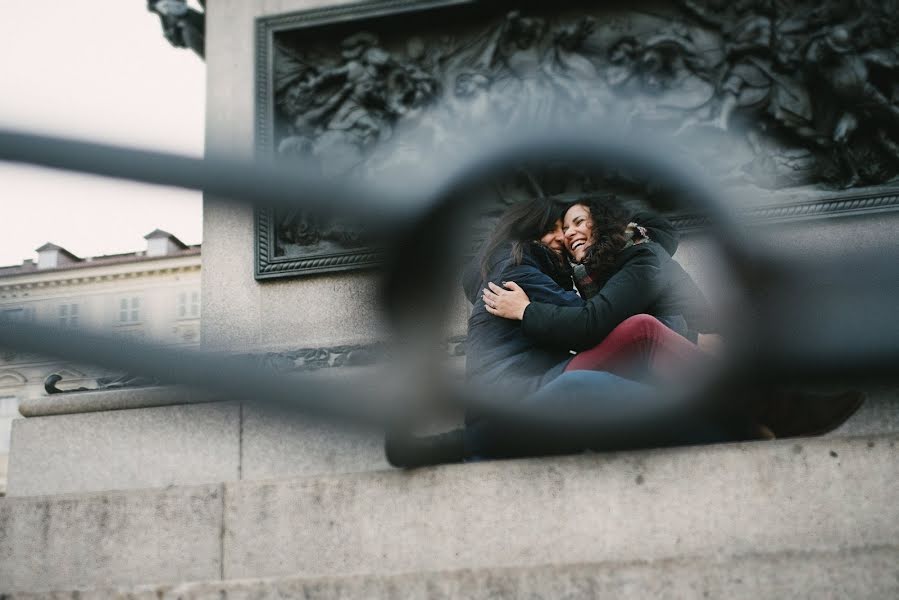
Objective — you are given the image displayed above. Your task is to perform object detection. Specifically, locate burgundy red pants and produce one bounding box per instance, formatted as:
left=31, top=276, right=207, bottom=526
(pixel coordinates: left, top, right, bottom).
left=564, top=314, right=709, bottom=383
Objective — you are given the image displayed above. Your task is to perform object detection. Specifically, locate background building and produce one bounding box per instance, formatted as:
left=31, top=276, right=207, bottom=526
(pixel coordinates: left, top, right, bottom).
left=0, top=230, right=201, bottom=493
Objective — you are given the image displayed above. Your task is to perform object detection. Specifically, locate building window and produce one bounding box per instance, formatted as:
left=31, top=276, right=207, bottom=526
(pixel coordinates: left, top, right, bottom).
left=58, top=303, right=79, bottom=328
left=1, top=307, right=34, bottom=322
left=178, top=291, right=200, bottom=319
left=119, top=297, right=141, bottom=323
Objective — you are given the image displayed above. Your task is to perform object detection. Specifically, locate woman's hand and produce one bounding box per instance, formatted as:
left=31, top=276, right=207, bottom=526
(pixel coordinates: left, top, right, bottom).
left=697, top=333, right=725, bottom=356
left=483, top=281, right=531, bottom=320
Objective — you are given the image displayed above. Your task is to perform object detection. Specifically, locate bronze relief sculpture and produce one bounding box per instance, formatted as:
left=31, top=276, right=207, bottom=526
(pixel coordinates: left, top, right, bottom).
left=256, top=0, right=899, bottom=279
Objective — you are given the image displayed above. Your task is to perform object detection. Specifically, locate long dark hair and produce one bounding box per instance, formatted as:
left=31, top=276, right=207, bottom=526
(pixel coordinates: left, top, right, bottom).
left=479, top=197, right=567, bottom=281
left=567, top=194, right=632, bottom=278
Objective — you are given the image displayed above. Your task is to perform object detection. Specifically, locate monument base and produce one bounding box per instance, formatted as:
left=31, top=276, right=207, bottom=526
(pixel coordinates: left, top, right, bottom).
left=2, top=434, right=897, bottom=594
left=6, top=382, right=392, bottom=498
left=6, top=379, right=898, bottom=497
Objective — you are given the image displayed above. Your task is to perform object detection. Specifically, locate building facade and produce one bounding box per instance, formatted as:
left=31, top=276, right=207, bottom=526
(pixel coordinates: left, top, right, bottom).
left=0, top=230, right=201, bottom=491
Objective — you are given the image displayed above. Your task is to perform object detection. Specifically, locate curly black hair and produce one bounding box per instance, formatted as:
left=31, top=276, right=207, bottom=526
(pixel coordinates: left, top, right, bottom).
left=566, top=194, right=633, bottom=279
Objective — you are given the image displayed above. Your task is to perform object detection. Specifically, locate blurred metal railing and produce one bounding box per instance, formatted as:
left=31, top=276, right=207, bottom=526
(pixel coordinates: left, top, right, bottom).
left=2, top=124, right=898, bottom=444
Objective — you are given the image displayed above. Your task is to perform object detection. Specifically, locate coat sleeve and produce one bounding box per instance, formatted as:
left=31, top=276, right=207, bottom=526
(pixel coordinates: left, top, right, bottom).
left=521, top=246, right=663, bottom=351
left=498, top=262, right=583, bottom=308
left=632, top=209, right=679, bottom=257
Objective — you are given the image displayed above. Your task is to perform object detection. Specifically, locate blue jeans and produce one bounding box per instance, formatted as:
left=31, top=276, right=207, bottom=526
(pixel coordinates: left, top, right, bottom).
left=464, top=371, right=731, bottom=460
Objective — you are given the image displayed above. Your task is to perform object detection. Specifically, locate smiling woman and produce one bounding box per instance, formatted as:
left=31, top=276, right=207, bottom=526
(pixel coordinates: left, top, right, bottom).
left=563, top=198, right=647, bottom=273
left=562, top=202, right=594, bottom=262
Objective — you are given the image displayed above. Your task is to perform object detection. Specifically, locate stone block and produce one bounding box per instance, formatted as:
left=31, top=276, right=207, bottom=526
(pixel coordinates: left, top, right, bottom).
left=831, top=386, right=899, bottom=437
left=0, top=451, right=7, bottom=496
left=8, top=546, right=896, bottom=599
left=6, top=402, right=240, bottom=497
left=1, top=435, right=896, bottom=593
left=222, top=434, right=899, bottom=581
left=0, top=484, right=223, bottom=593
left=240, top=404, right=389, bottom=481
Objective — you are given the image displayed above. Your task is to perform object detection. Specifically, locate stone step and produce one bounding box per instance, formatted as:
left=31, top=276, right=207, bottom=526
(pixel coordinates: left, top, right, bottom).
left=1, top=434, right=897, bottom=593
left=7, top=383, right=898, bottom=497
left=5, top=544, right=898, bottom=599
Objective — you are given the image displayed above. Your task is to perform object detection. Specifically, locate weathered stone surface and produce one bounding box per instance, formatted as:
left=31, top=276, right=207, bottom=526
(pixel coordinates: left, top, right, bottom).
left=223, top=434, right=899, bottom=580
left=6, top=546, right=899, bottom=599
left=18, top=386, right=216, bottom=418
left=6, top=402, right=240, bottom=497
left=6, top=354, right=892, bottom=497
left=831, top=386, right=899, bottom=437
left=0, top=484, right=223, bottom=593
left=240, top=405, right=388, bottom=481
left=0, top=451, right=7, bottom=496
left=1, top=435, right=896, bottom=593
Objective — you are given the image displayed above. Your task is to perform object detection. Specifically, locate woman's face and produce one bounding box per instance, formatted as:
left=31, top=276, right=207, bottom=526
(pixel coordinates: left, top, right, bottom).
left=563, top=204, right=594, bottom=262
left=539, top=219, right=566, bottom=256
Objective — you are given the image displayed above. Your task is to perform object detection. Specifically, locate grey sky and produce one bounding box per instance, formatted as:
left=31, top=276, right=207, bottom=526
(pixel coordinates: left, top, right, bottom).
left=0, top=1, right=205, bottom=267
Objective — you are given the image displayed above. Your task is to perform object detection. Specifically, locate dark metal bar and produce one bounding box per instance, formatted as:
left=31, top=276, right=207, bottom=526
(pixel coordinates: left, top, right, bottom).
left=0, top=129, right=414, bottom=231
left=2, top=124, right=898, bottom=441
left=0, top=320, right=403, bottom=429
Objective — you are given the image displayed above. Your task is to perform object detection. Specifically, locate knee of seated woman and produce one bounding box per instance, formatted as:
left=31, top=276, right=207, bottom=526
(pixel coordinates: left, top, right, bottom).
left=616, top=314, right=665, bottom=339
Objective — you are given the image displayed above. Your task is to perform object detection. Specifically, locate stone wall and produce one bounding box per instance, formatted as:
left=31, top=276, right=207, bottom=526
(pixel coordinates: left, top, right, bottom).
left=202, top=0, right=899, bottom=354
left=203, top=0, right=394, bottom=353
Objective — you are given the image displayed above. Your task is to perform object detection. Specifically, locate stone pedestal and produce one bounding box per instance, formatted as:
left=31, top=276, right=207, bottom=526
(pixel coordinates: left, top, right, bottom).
left=3, top=434, right=899, bottom=593
left=5, top=379, right=897, bottom=497
left=6, top=383, right=390, bottom=497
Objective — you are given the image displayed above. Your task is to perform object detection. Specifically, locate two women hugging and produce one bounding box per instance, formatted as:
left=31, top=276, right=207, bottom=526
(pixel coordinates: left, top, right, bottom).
left=386, top=195, right=864, bottom=467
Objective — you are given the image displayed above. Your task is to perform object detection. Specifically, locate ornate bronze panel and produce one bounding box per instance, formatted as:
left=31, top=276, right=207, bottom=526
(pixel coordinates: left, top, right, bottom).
left=255, top=0, right=899, bottom=279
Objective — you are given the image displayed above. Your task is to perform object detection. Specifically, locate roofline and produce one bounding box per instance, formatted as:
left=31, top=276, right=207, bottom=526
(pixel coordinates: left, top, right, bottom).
left=144, top=229, right=189, bottom=249
left=0, top=247, right=201, bottom=279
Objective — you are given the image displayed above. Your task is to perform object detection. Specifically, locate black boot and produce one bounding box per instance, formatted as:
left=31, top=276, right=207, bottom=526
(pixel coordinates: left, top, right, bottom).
left=758, top=389, right=866, bottom=438
left=385, top=429, right=466, bottom=468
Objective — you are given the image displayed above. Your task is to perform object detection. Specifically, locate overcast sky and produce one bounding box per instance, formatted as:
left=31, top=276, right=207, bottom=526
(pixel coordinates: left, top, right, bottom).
left=0, top=1, right=206, bottom=267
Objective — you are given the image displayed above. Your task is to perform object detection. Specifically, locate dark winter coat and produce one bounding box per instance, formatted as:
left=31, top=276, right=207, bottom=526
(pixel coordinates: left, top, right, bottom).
left=521, top=240, right=712, bottom=351
left=463, top=242, right=581, bottom=394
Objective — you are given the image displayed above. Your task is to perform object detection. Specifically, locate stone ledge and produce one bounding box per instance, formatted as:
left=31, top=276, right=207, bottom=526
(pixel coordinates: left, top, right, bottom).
left=0, top=483, right=224, bottom=593
left=17, top=356, right=466, bottom=417
left=7, top=402, right=242, bottom=497
left=223, top=433, right=899, bottom=581
left=2, top=434, right=897, bottom=593
left=6, top=545, right=898, bottom=599
left=18, top=386, right=217, bottom=417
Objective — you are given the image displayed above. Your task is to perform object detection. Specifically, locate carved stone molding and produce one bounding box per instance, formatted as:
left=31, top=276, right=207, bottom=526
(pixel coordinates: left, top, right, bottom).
left=671, top=188, right=899, bottom=232
left=0, top=263, right=201, bottom=293
left=239, top=335, right=466, bottom=373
